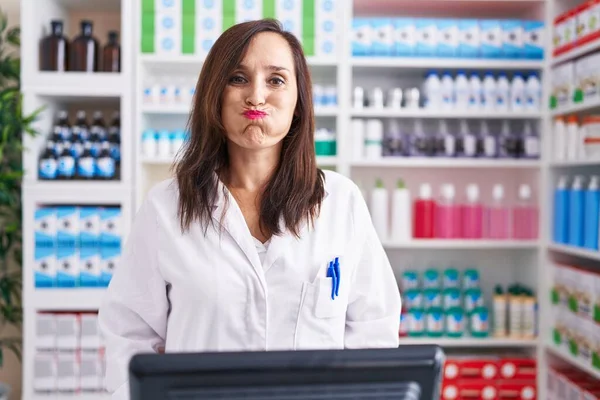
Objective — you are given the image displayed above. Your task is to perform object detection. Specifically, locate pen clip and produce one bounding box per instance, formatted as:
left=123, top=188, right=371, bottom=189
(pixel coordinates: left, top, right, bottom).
left=333, top=257, right=340, bottom=297
left=327, top=261, right=337, bottom=300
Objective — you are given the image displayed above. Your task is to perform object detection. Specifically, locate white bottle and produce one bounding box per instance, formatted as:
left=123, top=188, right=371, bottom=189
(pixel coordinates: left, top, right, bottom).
left=468, top=73, right=482, bottom=110
left=423, top=70, right=441, bottom=110
left=441, top=72, right=455, bottom=111
left=365, top=119, right=384, bottom=159
left=391, top=179, right=412, bottom=243
left=482, top=72, right=497, bottom=111
left=496, top=72, right=510, bottom=112
left=523, top=121, right=540, bottom=159
left=454, top=70, right=470, bottom=110
left=370, top=179, right=389, bottom=241
left=510, top=73, right=526, bottom=112
left=351, top=119, right=366, bottom=161
left=525, top=72, right=541, bottom=112
left=567, top=116, right=580, bottom=161
left=554, top=117, right=567, bottom=161
left=459, top=119, right=477, bottom=157
left=439, top=120, right=456, bottom=157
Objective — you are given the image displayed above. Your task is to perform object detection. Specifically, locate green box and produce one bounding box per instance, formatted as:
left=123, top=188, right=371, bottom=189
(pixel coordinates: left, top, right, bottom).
left=182, top=0, right=195, bottom=16
left=141, top=35, right=155, bottom=54
left=223, top=0, right=236, bottom=15
left=141, top=0, right=155, bottom=13
left=181, top=35, right=195, bottom=55
left=302, top=17, right=316, bottom=38
left=222, top=11, right=236, bottom=30
left=182, top=15, right=195, bottom=36
left=141, top=12, right=155, bottom=35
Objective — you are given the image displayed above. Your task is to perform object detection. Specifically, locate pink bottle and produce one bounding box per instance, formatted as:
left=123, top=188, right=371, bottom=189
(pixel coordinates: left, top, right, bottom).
left=462, top=184, right=483, bottom=239
left=436, top=184, right=461, bottom=239
left=485, top=184, right=511, bottom=239
left=512, top=184, right=539, bottom=240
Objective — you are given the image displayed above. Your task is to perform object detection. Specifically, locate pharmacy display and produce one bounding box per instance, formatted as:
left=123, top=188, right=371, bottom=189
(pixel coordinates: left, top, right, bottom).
left=441, top=357, right=537, bottom=400
left=369, top=180, right=538, bottom=242
left=39, top=20, right=121, bottom=72
left=553, top=175, right=600, bottom=251
left=352, top=18, right=544, bottom=59
left=547, top=365, right=600, bottom=400
left=34, top=206, right=122, bottom=288
left=354, top=119, right=540, bottom=160
left=33, top=312, right=106, bottom=394
left=553, top=115, right=600, bottom=163
left=553, top=1, right=600, bottom=57
left=550, top=263, right=600, bottom=373
left=39, top=111, right=121, bottom=181
left=141, top=0, right=339, bottom=58
left=399, top=268, right=537, bottom=340
left=551, top=51, right=600, bottom=111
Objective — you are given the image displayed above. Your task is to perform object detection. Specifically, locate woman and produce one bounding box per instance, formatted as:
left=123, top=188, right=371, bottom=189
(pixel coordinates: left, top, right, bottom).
left=98, top=19, right=401, bottom=399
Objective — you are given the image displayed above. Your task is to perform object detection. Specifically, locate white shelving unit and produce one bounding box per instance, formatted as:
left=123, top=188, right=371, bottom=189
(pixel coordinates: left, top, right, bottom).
left=350, top=108, right=542, bottom=119
left=545, top=344, right=600, bottom=380
left=400, top=337, right=538, bottom=348
left=351, top=57, right=545, bottom=70
left=383, top=240, right=540, bottom=250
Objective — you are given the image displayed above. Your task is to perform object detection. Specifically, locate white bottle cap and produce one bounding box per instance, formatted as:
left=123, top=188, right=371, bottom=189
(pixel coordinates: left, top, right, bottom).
left=442, top=184, right=455, bottom=200
left=558, top=176, right=569, bottom=189
left=439, top=120, right=449, bottom=136
left=518, top=184, right=532, bottom=200
left=492, top=184, right=504, bottom=200
left=466, top=184, right=479, bottom=202
left=480, top=120, right=489, bottom=135
left=573, top=175, right=585, bottom=190
left=459, top=120, right=469, bottom=136
left=420, top=183, right=432, bottom=199
left=590, top=176, right=600, bottom=190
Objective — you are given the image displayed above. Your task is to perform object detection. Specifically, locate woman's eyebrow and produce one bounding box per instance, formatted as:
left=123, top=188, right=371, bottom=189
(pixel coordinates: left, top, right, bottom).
left=237, top=63, right=290, bottom=72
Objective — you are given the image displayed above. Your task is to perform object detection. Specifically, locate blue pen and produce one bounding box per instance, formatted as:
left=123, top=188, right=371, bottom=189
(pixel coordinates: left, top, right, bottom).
left=333, top=257, right=340, bottom=296
left=327, top=261, right=337, bottom=300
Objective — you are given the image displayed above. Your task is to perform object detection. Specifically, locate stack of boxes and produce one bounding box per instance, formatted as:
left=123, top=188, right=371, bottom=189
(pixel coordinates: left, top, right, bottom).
left=34, top=312, right=105, bottom=394
left=141, top=0, right=339, bottom=58
left=34, top=206, right=122, bottom=288
left=553, top=0, right=600, bottom=57
left=550, top=51, right=600, bottom=111
left=352, top=18, right=544, bottom=59
left=440, top=357, right=537, bottom=400
left=550, top=263, right=600, bottom=372
left=547, top=365, right=600, bottom=399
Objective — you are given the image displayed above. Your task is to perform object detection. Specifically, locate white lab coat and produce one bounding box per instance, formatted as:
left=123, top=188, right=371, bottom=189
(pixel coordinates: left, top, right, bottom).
left=98, top=170, right=401, bottom=400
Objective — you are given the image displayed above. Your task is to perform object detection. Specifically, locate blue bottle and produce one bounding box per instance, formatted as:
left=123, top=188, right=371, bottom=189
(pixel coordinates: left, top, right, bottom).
left=568, top=176, right=585, bottom=247
left=553, top=176, right=569, bottom=244
left=584, top=176, right=600, bottom=250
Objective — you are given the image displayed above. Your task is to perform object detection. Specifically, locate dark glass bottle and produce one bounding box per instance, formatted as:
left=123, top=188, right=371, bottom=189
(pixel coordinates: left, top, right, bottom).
left=39, top=20, right=69, bottom=72
left=69, top=20, right=99, bottom=72
left=96, top=141, right=116, bottom=180
left=57, top=142, right=76, bottom=180
left=102, top=31, right=121, bottom=73
left=89, top=111, right=106, bottom=158
left=39, top=141, right=58, bottom=180
left=77, top=141, right=96, bottom=180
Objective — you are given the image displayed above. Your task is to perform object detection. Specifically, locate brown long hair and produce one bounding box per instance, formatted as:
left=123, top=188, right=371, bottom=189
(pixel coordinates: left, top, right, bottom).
left=174, top=19, right=325, bottom=238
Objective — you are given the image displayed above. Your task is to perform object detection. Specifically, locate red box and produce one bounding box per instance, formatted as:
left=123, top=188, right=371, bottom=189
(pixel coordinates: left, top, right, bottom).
left=556, top=370, right=591, bottom=400
left=457, top=359, right=499, bottom=381
left=583, top=389, right=600, bottom=400
left=444, top=359, right=461, bottom=381
left=459, top=380, right=498, bottom=400
left=498, top=358, right=536, bottom=380
left=441, top=382, right=460, bottom=400
left=498, top=381, right=536, bottom=400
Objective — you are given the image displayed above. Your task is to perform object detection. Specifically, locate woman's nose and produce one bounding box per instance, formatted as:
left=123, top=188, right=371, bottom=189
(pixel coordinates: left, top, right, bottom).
left=245, top=81, right=266, bottom=106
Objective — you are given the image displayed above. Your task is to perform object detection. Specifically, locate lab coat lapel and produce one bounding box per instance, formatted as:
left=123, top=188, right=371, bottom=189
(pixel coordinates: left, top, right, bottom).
left=212, top=183, right=267, bottom=293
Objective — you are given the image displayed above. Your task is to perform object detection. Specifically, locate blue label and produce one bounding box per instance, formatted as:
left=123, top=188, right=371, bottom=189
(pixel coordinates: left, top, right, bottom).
left=110, top=144, right=121, bottom=162
left=57, top=156, right=75, bottom=177
left=39, top=159, right=57, bottom=179
left=77, top=157, right=96, bottom=178
left=96, top=157, right=115, bottom=178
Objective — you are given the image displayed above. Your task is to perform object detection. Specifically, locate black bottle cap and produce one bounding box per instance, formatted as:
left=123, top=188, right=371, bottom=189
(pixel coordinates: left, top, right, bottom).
left=51, top=20, right=64, bottom=35
left=81, top=20, right=94, bottom=35
left=108, top=31, right=119, bottom=42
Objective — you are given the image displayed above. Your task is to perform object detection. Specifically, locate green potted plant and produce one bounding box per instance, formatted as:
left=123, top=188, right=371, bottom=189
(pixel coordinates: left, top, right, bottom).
left=0, top=7, right=41, bottom=399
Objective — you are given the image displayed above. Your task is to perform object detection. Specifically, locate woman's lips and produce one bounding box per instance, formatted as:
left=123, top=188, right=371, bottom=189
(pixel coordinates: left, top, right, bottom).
left=243, top=110, right=268, bottom=120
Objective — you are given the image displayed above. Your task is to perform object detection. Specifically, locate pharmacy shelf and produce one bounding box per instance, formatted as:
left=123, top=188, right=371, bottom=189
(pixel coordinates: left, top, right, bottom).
left=399, top=337, right=538, bottom=348
left=31, top=394, right=110, bottom=400
left=552, top=37, right=600, bottom=66
left=548, top=243, right=600, bottom=262
left=550, top=159, right=600, bottom=167
left=27, top=289, right=107, bottom=311
left=141, top=156, right=339, bottom=167
left=351, top=108, right=542, bottom=119
left=140, top=54, right=337, bottom=67
left=351, top=57, right=544, bottom=70
left=23, top=182, right=129, bottom=204
left=546, top=344, right=600, bottom=379
left=351, top=158, right=541, bottom=169
left=383, top=240, right=540, bottom=250
left=141, top=104, right=339, bottom=117
left=550, top=98, right=600, bottom=117
left=23, top=72, right=124, bottom=98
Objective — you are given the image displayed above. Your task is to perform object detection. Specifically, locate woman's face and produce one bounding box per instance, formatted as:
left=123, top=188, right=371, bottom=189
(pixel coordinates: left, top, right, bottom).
left=221, top=32, right=298, bottom=152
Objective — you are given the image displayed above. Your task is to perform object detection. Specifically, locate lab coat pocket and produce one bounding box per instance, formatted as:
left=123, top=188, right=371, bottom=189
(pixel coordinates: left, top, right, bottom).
left=294, top=277, right=348, bottom=350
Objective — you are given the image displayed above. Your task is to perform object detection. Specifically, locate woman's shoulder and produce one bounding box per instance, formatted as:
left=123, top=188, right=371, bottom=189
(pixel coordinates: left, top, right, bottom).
left=321, top=170, right=362, bottom=200
left=143, top=178, right=180, bottom=210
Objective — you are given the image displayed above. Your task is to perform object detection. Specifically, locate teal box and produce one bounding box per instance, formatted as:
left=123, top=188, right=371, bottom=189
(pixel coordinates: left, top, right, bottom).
left=100, top=245, right=121, bottom=287
left=56, top=246, right=78, bottom=288
left=35, top=246, right=56, bottom=288
left=80, top=246, right=101, bottom=287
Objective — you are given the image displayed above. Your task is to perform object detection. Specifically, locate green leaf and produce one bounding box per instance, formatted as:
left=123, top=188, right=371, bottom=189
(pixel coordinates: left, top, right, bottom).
left=6, top=27, right=20, bottom=47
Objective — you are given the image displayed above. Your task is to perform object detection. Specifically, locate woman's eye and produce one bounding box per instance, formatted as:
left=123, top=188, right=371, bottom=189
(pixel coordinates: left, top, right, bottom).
left=229, top=75, right=246, bottom=84
left=270, top=77, right=285, bottom=86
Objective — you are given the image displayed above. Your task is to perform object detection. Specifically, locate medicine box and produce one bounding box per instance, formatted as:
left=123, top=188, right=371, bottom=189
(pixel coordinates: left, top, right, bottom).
left=352, top=18, right=372, bottom=56
left=523, top=20, right=544, bottom=59
left=100, top=207, right=122, bottom=246
left=79, top=207, right=100, bottom=246
left=236, top=0, right=262, bottom=23
left=415, top=19, right=437, bottom=57
left=277, top=0, right=302, bottom=42
left=155, top=0, right=181, bottom=14
left=56, top=206, right=78, bottom=247
left=315, top=0, right=337, bottom=58
left=501, top=20, right=523, bottom=59
left=80, top=313, right=102, bottom=351
left=80, top=352, right=104, bottom=392
left=394, top=18, right=415, bottom=56
left=35, top=313, right=57, bottom=351
left=35, top=207, right=56, bottom=246
left=100, top=246, right=121, bottom=287
left=371, top=18, right=394, bottom=56
left=79, top=247, right=101, bottom=288
left=56, top=246, right=78, bottom=288
left=33, top=353, right=57, bottom=393
left=436, top=19, right=459, bottom=57
left=56, top=352, right=79, bottom=392
left=195, top=0, right=223, bottom=58
left=458, top=19, right=480, bottom=58
left=480, top=20, right=502, bottom=58
left=56, top=314, right=81, bottom=352
left=155, top=12, right=181, bottom=55
left=35, top=246, right=56, bottom=288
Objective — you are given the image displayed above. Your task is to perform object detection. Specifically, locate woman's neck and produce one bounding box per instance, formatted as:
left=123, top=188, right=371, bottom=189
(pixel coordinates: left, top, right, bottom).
left=224, top=142, right=281, bottom=191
